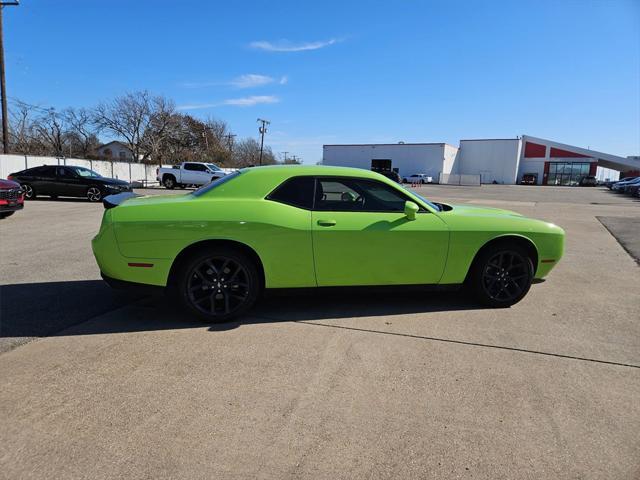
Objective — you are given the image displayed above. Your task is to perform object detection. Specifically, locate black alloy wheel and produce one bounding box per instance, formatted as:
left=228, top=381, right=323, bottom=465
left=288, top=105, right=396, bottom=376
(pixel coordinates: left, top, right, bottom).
left=87, top=186, right=102, bottom=202
left=22, top=184, right=35, bottom=199
left=469, top=244, right=533, bottom=307
left=177, top=247, right=261, bottom=322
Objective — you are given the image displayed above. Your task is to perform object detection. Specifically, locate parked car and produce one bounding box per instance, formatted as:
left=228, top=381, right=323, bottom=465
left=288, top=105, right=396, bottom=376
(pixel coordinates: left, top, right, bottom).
left=402, top=173, right=433, bottom=184
left=520, top=174, right=537, bottom=185
left=0, top=178, right=24, bottom=218
left=8, top=165, right=132, bottom=202
left=612, top=177, right=640, bottom=192
left=93, top=165, right=565, bottom=322
left=608, top=176, right=636, bottom=190
left=157, top=162, right=226, bottom=189
left=579, top=175, right=597, bottom=187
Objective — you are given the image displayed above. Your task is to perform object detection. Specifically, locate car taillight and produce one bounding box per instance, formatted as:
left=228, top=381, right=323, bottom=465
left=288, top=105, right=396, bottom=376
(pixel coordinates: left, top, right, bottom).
left=156, top=168, right=159, bottom=175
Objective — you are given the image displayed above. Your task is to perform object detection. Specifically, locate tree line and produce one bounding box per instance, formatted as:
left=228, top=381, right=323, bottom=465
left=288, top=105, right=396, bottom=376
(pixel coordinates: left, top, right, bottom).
left=5, top=91, right=295, bottom=167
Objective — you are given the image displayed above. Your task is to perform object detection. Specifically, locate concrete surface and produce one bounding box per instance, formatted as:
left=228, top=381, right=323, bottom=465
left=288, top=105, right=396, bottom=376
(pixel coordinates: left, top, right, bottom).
left=1, top=186, right=639, bottom=479
left=597, top=216, right=640, bottom=264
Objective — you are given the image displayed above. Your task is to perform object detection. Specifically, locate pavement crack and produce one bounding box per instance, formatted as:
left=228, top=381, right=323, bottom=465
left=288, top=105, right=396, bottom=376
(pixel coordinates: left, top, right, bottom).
left=292, top=320, right=640, bottom=370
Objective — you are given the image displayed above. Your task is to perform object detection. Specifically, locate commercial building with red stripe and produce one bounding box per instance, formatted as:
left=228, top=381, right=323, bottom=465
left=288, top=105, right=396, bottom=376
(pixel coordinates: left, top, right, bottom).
left=323, top=135, right=639, bottom=185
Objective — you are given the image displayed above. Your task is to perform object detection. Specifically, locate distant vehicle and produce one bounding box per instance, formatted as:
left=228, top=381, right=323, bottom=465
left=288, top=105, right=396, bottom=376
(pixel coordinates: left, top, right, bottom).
left=378, top=170, right=401, bottom=183
left=0, top=178, right=24, bottom=218
left=520, top=174, right=537, bottom=185
left=579, top=175, right=597, bottom=187
left=402, top=173, right=433, bottom=184
left=612, top=177, right=640, bottom=192
left=607, top=177, right=635, bottom=190
left=157, top=162, right=226, bottom=189
left=8, top=165, right=131, bottom=202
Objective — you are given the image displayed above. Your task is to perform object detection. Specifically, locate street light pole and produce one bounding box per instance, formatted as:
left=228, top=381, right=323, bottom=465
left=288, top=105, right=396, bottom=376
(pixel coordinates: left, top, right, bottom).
left=0, top=2, right=19, bottom=154
left=257, top=118, right=270, bottom=166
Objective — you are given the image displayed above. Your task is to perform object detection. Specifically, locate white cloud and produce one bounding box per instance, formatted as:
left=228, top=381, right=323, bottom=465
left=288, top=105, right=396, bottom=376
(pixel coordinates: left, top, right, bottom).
left=223, top=95, right=279, bottom=106
left=229, top=74, right=274, bottom=89
left=249, top=38, right=340, bottom=52
left=177, top=95, right=280, bottom=110
left=182, top=74, right=288, bottom=89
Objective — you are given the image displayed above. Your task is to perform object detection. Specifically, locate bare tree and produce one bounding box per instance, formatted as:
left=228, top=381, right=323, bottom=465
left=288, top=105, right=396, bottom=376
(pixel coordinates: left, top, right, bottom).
left=8, top=101, right=40, bottom=154
left=63, top=107, right=100, bottom=158
left=233, top=138, right=276, bottom=167
left=93, top=91, right=176, bottom=163
left=34, top=108, right=68, bottom=157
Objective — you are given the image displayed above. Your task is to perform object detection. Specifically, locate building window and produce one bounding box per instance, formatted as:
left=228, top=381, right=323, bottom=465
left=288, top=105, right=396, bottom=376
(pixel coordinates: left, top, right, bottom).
left=546, top=162, right=592, bottom=186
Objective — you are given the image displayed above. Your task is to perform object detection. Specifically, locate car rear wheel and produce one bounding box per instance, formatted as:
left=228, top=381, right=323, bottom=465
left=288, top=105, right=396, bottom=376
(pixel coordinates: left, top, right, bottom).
left=176, top=247, right=261, bottom=322
left=22, top=184, right=35, bottom=200
left=0, top=212, right=14, bottom=219
left=87, top=186, right=102, bottom=202
left=468, top=244, right=533, bottom=307
left=163, top=176, right=176, bottom=189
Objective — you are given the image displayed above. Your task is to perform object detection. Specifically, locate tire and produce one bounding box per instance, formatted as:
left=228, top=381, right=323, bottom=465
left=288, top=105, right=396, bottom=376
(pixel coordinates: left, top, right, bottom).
left=163, top=175, right=176, bottom=189
left=0, top=211, right=14, bottom=219
left=86, top=186, right=102, bottom=202
left=22, top=184, right=35, bottom=200
left=175, top=247, right=262, bottom=322
left=467, top=243, right=534, bottom=308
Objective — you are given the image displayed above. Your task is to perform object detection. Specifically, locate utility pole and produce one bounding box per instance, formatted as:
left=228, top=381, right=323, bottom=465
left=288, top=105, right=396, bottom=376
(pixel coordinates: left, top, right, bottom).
left=281, top=151, right=288, bottom=163
left=224, top=133, right=236, bottom=157
left=257, top=118, right=270, bottom=165
left=0, top=1, right=18, bottom=154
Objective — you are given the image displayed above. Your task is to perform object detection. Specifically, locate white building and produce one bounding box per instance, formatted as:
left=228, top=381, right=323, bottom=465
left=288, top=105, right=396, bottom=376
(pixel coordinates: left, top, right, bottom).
left=323, top=135, right=639, bottom=185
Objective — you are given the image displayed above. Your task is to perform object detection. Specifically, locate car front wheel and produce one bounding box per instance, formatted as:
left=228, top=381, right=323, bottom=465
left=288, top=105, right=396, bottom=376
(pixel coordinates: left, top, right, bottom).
left=176, top=247, right=262, bottom=322
left=468, top=244, right=534, bottom=307
left=87, top=186, right=102, bottom=202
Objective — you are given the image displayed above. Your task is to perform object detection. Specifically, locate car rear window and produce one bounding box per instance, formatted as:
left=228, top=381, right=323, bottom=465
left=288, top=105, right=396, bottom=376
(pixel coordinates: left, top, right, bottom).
left=192, top=171, right=242, bottom=197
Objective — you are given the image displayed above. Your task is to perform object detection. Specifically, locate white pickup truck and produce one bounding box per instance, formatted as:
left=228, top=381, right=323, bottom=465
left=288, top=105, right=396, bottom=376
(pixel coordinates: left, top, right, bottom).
left=156, top=162, right=227, bottom=189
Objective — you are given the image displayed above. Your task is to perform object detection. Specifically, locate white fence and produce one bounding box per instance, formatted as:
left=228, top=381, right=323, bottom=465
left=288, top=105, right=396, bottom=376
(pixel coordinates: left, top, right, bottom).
left=0, top=154, right=237, bottom=186
left=438, top=173, right=482, bottom=186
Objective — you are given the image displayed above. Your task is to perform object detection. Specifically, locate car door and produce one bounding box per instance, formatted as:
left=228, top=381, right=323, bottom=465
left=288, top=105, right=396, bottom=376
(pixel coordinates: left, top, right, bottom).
left=31, top=166, right=57, bottom=195
left=54, top=167, right=86, bottom=197
left=311, top=177, right=449, bottom=287
left=183, top=163, right=208, bottom=184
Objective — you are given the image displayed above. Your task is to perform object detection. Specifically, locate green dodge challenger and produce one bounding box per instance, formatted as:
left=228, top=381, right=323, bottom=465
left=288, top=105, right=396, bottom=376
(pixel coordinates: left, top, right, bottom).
left=92, top=165, right=564, bottom=321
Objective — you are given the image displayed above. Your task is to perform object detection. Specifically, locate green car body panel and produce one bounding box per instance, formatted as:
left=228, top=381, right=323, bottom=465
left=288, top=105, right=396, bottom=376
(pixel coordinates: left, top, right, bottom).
left=92, top=165, right=564, bottom=289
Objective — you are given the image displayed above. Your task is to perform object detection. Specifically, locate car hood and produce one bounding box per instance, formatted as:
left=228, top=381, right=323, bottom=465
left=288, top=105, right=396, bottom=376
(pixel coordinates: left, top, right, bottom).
left=0, top=178, right=20, bottom=189
left=95, top=177, right=130, bottom=186
left=446, top=204, right=523, bottom=217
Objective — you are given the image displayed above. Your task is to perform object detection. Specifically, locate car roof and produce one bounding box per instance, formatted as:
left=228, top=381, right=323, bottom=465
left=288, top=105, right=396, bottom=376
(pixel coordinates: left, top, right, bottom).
left=240, top=164, right=385, bottom=179
left=201, top=164, right=403, bottom=200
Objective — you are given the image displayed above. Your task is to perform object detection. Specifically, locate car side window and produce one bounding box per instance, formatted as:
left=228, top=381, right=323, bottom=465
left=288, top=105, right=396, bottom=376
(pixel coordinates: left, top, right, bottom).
left=267, top=176, right=314, bottom=210
left=314, top=178, right=416, bottom=213
left=39, top=166, right=57, bottom=178
left=185, top=163, right=206, bottom=172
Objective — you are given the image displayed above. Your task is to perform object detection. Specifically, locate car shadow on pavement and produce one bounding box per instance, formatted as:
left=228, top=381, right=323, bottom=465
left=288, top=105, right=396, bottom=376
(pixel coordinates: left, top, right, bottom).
left=0, top=280, right=482, bottom=339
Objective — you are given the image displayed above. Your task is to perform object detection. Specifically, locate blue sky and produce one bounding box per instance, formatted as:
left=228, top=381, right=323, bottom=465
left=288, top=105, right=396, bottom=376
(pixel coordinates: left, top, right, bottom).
left=4, top=0, right=639, bottom=163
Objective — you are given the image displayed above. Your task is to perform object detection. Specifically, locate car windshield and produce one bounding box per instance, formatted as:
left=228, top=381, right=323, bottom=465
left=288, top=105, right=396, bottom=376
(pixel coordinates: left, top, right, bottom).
left=69, top=166, right=102, bottom=178
left=409, top=191, right=441, bottom=212
left=206, top=163, right=221, bottom=171
left=192, top=171, right=241, bottom=197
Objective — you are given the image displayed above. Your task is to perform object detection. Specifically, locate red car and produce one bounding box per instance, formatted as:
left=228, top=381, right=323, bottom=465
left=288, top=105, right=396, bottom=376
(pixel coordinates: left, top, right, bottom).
left=0, top=178, right=24, bottom=219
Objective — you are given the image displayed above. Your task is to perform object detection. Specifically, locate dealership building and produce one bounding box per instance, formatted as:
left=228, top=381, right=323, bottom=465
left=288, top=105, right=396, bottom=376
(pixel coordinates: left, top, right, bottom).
left=323, top=135, right=639, bottom=185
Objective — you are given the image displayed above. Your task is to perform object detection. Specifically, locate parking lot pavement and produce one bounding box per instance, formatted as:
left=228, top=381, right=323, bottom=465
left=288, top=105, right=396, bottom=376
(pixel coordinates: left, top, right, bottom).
left=1, top=186, right=639, bottom=479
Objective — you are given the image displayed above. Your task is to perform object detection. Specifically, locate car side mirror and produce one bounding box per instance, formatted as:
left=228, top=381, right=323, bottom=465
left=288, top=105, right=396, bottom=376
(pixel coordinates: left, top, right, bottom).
left=404, top=201, right=419, bottom=220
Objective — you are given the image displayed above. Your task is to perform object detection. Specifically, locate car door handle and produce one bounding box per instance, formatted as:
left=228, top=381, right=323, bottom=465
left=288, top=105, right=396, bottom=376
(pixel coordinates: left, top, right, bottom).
left=317, top=219, right=336, bottom=227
